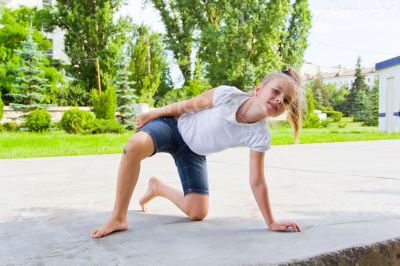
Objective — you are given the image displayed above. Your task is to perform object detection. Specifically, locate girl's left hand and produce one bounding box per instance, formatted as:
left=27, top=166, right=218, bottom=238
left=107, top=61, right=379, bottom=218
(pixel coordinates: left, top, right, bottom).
left=269, top=221, right=301, bottom=232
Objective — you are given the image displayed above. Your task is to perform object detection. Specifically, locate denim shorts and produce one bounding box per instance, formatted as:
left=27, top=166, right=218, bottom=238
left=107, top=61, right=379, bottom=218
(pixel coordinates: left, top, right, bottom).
left=137, top=116, right=209, bottom=196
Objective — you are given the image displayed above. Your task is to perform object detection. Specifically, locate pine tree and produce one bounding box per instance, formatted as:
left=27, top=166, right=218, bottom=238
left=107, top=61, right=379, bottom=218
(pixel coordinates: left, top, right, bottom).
left=9, top=25, right=51, bottom=111
left=363, top=79, right=379, bottom=126
left=114, top=59, right=137, bottom=129
left=344, top=56, right=369, bottom=117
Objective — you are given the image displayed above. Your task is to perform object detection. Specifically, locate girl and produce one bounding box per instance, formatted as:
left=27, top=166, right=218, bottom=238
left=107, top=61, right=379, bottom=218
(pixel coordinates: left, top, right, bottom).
left=90, top=68, right=303, bottom=238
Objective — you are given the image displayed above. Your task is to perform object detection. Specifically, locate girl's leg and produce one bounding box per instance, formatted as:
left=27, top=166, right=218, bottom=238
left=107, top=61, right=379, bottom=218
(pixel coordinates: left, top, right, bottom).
left=139, top=177, right=209, bottom=221
left=90, top=132, right=155, bottom=238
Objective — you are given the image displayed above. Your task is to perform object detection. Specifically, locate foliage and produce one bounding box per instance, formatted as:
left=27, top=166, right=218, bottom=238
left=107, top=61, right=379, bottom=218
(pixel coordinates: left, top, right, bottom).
left=60, top=108, right=94, bottom=134
left=303, top=112, right=320, bottom=128
left=25, top=109, right=51, bottom=132
left=327, top=110, right=343, bottom=122
left=8, top=26, right=52, bottom=111
left=330, top=85, right=348, bottom=113
left=2, top=122, right=18, bottom=132
left=55, top=0, right=133, bottom=93
left=320, top=119, right=330, bottom=128
left=304, top=85, right=314, bottom=117
left=149, top=0, right=312, bottom=88
left=129, top=25, right=167, bottom=106
left=364, top=79, right=379, bottom=126
left=83, top=118, right=126, bottom=134
left=338, top=122, right=348, bottom=128
left=114, top=60, right=136, bottom=128
left=0, top=92, right=3, bottom=120
left=57, top=84, right=91, bottom=106
left=147, top=0, right=197, bottom=81
left=91, top=87, right=117, bottom=120
left=153, top=67, right=174, bottom=106
left=279, top=0, right=312, bottom=69
left=0, top=6, right=61, bottom=105
left=156, top=79, right=210, bottom=107
left=344, top=56, right=369, bottom=117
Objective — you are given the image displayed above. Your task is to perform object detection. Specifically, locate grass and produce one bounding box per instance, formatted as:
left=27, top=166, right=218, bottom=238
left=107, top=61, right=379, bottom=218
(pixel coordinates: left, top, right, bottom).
left=0, top=131, right=132, bottom=159
left=1, top=118, right=399, bottom=159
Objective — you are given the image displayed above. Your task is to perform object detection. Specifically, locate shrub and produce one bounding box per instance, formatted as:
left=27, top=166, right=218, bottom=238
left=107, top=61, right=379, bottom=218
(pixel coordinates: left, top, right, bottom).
left=58, top=84, right=91, bottom=106
left=320, top=120, right=330, bottom=128
left=26, top=109, right=52, bottom=132
left=0, top=92, right=4, bottom=120
left=0, top=124, right=3, bottom=132
left=326, top=110, right=343, bottom=122
left=91, top=87, right=117, bottom=120
left=303, top=113, right=321, bottom=128
left=3, top=122, right=18, bottom=132
left=338, top=122, right=348, bottom=128
left=60, top=108, right=94, bottom=134
left=83, top=119, right=126, bottom=134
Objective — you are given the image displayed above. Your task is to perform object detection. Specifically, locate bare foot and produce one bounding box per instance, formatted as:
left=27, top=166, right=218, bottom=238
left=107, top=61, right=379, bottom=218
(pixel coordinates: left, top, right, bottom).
left=90, top=218, right=128, bottom=239
left=139, top=176, right=162, bottom=212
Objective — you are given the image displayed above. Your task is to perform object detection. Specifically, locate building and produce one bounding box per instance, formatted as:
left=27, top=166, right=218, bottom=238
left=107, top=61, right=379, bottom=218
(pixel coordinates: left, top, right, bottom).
left=375, top=56, right=400, bottom=132
left=302, top=62, right=378, bottom=90
left=1, top=0, right=69, bottom=63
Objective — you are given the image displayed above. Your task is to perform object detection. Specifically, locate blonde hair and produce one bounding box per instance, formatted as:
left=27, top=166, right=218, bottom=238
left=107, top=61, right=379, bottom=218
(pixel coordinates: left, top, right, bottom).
left=257, top=68, right=305, bottom=144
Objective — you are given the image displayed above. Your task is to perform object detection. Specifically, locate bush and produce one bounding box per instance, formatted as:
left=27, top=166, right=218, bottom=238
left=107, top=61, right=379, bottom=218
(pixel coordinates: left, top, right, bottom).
left=326, top=110, right=343, bottom=122
left=0, top=92, right=4, bottom=120
left=91, top=87, right=117, bottom=119
left=2, top=122, right=18, bottom=132
left=0, top=124, right=3, bottom=132
left=83, top=119, right=126, bottom=134
left=26, top=109, right=52, bottom=132
left=320, top=120, right=330, bottom=128
left=60, top=108, right=94, bottom=134
left=57, top=84, right=91, bottom=106
left=303, top=113, right=321, bottom=128
left=338, top=122, right=348, bottom=128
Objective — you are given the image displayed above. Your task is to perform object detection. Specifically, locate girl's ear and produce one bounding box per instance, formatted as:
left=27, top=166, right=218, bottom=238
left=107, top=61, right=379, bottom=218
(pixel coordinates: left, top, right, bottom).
left=254, top=86, right=261, bottom=96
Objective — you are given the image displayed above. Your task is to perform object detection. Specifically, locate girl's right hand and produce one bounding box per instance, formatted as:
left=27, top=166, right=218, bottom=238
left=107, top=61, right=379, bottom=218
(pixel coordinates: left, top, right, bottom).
left=135, top=111, right=157, bottom=130
left=269, top=221, right=301, bottom=232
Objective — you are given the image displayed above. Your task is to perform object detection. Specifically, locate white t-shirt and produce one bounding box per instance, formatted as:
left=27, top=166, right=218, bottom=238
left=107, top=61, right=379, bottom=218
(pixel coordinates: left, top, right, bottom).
left=177, top=85, right=271, bottom=156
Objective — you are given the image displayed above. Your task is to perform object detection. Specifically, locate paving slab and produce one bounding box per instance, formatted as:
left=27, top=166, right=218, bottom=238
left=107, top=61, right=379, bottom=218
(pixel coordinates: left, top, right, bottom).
left=1, top=140, right=400, bottom=265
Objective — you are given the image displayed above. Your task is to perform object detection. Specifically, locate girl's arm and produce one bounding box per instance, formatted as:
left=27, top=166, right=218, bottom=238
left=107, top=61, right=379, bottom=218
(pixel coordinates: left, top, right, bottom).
left=135, top=88, right=215, bottom=129
left=249, top=150, right=301, bottom=232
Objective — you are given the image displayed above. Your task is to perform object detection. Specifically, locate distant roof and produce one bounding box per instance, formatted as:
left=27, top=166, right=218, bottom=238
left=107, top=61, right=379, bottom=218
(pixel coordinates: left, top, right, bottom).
left=375, top=56, right=400, bottom=71
left=305, top=66, right=376, bottom=81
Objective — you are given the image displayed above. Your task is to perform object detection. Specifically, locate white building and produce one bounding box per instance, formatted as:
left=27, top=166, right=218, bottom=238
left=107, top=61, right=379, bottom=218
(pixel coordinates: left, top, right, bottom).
left=302, top=62, right=378, bottom=90
left=375, top=56, right=400, bottom=132
left=1, top=0, right=69, bottom=63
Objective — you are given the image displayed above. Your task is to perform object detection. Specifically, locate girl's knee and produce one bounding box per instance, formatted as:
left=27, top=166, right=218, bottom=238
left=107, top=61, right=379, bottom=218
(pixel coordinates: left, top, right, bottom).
left=185, top=194, right=209, bottom=221
left=125, top=132, right=155, bottom=159
left=188, top=209, right=208, bottom=221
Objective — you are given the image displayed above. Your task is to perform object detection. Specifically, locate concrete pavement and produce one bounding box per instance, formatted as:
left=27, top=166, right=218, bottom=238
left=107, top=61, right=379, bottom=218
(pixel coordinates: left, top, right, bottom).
left=1, top=140, right=400, bottom=265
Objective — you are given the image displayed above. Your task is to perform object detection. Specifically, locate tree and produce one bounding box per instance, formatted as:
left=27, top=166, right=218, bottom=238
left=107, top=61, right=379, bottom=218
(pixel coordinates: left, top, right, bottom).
left=0, top=6, right=54, bottom=105
left=331, top=85, right=348, bottom=113
left=198, top=0, right=293, bottom=89
left=149, top=0, right=312, bottom=88
left=113, top=59, right=136, bottom=128
left=280, top=0, right=312, bottom=69
left=344, top=56, right=369, bottom=117
left=128, top=26, right=167, bottom=106
left=147, top=0, right=198, bottom=82
left=363, top=79, right=379, bottom=126
left=304, top=84, right=315, bottom=117
left=153, top=66, right=174, bottom=106
left=55, top=0, right=133, bottom=93
left=8, top=26, right=51, bottom=111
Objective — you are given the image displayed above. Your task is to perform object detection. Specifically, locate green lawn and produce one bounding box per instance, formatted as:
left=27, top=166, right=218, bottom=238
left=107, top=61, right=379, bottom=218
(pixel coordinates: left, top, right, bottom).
left=1, top=118, right=399, bottom=159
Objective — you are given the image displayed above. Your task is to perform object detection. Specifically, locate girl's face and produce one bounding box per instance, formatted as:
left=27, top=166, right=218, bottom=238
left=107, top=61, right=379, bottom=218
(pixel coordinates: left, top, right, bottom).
left=254, top=76, right=297, bottom=117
